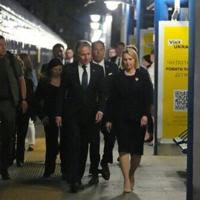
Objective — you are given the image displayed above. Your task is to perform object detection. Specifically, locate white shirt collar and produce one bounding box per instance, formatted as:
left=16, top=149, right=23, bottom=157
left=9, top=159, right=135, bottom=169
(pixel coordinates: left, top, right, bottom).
left=66, top=58, right=74, bottom=63
left=93, top=59, right=105, bottom=67
left=78, top=63, right=90, bottom=68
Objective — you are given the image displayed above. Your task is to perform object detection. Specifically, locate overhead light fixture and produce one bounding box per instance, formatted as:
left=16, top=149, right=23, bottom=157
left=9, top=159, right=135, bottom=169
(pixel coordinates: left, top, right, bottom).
left=90, top=14, right=101, bottom=22
left=91, top=29, right=102, bottom=42
left=85, top=0, right=134, bottom=14
left=104, top=0, right=134, bottom=11
left=104, top=1, right=120, bottom=11
left=90, top=22, right=100, bottom=30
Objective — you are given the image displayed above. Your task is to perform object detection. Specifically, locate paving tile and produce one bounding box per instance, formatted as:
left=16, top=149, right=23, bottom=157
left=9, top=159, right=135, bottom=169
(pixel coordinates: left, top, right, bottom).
left=0, top=138, right=187, bottom=200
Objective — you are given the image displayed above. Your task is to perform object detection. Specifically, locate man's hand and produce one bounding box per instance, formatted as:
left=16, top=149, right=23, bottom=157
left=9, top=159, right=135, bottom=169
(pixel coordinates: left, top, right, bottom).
left=55, top=116, right=62, bottom=127
left=95, top=111, right=103, bottom=123
left=21, top=100, right=28, bottom=114
left=140, top=116, right=148, bottom=127
left=106, top=122, right=112, bottom=132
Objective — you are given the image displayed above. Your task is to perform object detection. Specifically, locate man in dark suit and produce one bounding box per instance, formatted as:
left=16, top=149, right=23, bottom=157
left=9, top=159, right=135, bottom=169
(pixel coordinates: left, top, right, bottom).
left=56, top=40, right=105, bottom=193
left=91, top=40, right=119, bottom=181
left=64, top=48, right=74, bottom=64
left=115, top=42, right=125, bottom=69
left=40, top=43, right=65, bottom=76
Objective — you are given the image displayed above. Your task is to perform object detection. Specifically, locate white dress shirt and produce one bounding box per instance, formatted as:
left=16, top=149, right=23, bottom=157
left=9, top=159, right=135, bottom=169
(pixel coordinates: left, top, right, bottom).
left=147, top=63, right=155, bottom=88
left=65, top=57, right=74, bottom=64
left=115, top=56, right=122, bottom=69
left=78, top=63, right=91, bottom=85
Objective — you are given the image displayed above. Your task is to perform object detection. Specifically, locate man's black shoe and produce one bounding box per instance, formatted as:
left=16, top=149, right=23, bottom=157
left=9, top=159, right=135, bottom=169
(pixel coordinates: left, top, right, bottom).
left=70, top=182, right=80, bottom=193
left=88, top=175, right=99, bottom=185
left=61, top=174, right=67, bottom=180
left=16, top=161, right=24, bottom=167
left=43, top=172, right=52, bottom=178
left=101, top=164, right=110, bottom=180
left=1, top=171, right=10, bottom=180
left=77, top=181, right=84, bottom=190
left=27, top=146, right=34, bottom=151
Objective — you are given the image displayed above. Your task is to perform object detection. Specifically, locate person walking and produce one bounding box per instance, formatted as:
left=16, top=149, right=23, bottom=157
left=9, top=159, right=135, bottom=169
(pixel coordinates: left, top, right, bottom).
left=40, top=43, right=65, bottom=77
left=35, top=58, right=63, bottom=178
left=91, top=40, right=119, bottom=181
left=0, top=35, right=27, bottom=180
left=106, top=47, right=153, bottom=193
left=56, top=40, right=105, bottom=193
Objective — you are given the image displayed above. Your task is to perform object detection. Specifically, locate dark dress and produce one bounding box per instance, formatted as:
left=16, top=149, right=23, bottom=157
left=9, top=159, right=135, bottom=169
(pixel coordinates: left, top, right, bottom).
left=106, top=69, right=153, bottom=155
left=34, top=79, right=61, bottom=174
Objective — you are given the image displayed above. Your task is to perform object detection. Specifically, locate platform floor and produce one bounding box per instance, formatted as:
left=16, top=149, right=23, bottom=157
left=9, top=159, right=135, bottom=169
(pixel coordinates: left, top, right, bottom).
left=0, top=130, right=187, bottom=200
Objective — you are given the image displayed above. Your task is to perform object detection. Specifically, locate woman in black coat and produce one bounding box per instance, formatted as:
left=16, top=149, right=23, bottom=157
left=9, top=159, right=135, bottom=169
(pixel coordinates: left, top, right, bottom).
left=34, top=58, right=63, bottom=177
left=106, top=48, right=153, bottom=193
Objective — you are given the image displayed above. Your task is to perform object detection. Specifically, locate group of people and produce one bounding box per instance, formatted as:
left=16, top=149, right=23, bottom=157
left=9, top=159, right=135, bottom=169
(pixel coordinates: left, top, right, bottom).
left=0, top=35, right=153, bottom=194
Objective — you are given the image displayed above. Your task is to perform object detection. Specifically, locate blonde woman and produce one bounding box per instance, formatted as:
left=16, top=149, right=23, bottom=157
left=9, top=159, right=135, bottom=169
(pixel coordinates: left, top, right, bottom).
left=106, top=48, right=153, bottom=193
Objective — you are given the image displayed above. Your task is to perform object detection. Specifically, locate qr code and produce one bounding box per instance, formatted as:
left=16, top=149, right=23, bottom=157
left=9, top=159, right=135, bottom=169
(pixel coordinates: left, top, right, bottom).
left=173, top=90, right=188, bottom=111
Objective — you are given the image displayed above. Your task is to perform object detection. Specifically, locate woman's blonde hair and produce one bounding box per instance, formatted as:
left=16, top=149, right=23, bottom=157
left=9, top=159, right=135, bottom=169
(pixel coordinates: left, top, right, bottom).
left=122, top=47, right=140, bottom=69
left=18, top=53, right=33, bottom=79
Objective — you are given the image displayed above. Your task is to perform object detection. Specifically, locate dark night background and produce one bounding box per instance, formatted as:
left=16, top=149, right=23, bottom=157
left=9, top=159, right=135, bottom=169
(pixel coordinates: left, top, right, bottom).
left=15, top=0, right=92, bottom=47
left=15, top=0, right=153, bottom=48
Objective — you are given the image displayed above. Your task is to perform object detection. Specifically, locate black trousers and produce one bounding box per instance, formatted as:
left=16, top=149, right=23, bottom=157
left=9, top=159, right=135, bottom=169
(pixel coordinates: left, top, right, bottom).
left=80, top=128, right=100, bottom=178
left=61, top=116, right=100, bottom=184
left=61, top=118, right=81, bottom=184
left=0, top=101, right=16, bottom=172
left=15, top=111, right=30, bottom=163
left=90, top=121, right=116, bottom=167
left=43, top=118, right=60, bottom=174
left=100, top=128, right=116, bottom=165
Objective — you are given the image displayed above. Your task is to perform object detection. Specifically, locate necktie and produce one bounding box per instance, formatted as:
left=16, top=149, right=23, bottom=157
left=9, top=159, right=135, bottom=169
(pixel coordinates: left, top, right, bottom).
left=118, top=57, right=121, bottom=68
left=82, top=65, right=88, bottom=90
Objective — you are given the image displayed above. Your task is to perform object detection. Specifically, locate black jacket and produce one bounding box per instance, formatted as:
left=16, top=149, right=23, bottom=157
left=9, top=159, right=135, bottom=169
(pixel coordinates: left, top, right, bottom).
left=57, top=62, right=105, bottom=121
left=103, top=60, right=119, bottom=98
left=106, top=69, right=153, bottom=123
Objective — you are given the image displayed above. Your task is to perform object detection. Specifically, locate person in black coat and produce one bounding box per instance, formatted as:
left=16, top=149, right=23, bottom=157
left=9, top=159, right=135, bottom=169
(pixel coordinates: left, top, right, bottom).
left=55, top=40, right=105, bottom=193
left=40, top=43, right=65, bottom=77
left=106, top=48, right=153, bottom=193
left=91, top=40, right=119, bottom=181
left=35, top=58, right=63, bottom=177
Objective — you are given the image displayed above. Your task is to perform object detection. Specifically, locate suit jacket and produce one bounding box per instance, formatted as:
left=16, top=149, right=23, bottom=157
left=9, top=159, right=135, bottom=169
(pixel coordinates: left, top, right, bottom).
left=104, top=60, right=118, bottom=77
left=103, top=60, right=119, bottom=97
left=57, top=62, right=105, bottom=123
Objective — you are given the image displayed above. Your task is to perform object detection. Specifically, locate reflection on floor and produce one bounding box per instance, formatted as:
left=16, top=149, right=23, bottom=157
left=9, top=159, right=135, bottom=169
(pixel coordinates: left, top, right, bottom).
left=0, top=135, right=186, bottom=200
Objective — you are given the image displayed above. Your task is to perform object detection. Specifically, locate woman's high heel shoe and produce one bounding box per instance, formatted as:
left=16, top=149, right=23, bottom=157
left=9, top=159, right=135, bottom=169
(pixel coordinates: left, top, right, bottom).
left=123, top=189, right=132, bottom=194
